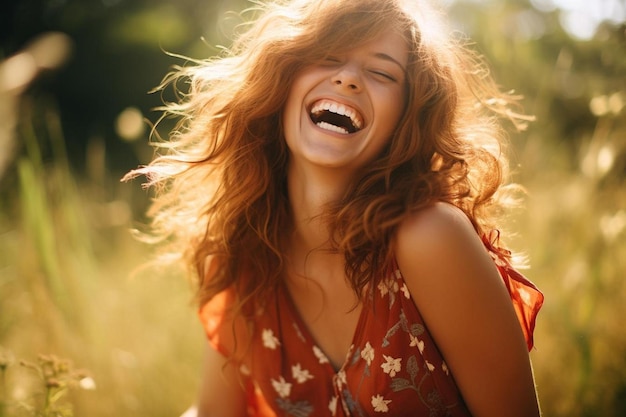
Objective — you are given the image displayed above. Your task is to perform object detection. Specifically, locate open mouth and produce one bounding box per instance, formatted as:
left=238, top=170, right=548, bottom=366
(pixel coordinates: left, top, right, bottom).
left=309, top=100, right=364, bottom=135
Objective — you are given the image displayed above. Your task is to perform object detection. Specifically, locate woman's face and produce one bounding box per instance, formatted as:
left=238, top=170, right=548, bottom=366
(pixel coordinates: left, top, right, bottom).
left=282, top=27, right=409, bottom=175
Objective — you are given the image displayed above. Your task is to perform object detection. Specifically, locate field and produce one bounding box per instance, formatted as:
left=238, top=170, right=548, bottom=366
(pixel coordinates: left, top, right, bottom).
left=1, top=0, right=625, bottom=416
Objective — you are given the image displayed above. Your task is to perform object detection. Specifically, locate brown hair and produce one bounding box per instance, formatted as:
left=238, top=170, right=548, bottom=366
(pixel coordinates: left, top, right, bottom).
left=126, top=0, right=531, bottom=315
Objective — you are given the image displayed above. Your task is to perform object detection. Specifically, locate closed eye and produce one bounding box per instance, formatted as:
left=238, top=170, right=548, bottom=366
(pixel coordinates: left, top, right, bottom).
left=370, top=70, right=397, bottom=82
left=321, top=56, right=342, bottom=66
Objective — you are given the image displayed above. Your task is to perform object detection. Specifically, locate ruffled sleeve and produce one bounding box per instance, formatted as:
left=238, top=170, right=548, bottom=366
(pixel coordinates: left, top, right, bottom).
left=198, top=288, right=243, bottom=358
left=483, top=231, right=544, bottom=351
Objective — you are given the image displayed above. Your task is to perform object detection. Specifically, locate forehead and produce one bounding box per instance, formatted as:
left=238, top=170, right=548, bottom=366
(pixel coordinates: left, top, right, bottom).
left=345, top=28, right=409, bottom=68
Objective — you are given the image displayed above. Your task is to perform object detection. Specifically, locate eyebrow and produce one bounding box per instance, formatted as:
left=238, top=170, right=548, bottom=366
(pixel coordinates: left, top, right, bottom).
left=372, top=52, right=407, bottom=74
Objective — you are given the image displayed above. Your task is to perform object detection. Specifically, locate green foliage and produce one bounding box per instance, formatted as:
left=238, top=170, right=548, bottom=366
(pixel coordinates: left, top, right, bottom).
left=448, top=1, right=626, bottom=415
left=0, top=350, right=94, bottom=417
left=0, top=97, right=203, bottom=415
left=0, top=0, right=624, bottom=416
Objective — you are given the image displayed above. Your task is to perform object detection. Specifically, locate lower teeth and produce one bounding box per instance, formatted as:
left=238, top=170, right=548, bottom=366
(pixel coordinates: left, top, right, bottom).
left=317, top=121, right=349, bottom=134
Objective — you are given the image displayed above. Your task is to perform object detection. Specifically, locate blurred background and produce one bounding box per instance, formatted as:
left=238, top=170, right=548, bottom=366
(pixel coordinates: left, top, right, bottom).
left=0, top=0, right=624, bottom=415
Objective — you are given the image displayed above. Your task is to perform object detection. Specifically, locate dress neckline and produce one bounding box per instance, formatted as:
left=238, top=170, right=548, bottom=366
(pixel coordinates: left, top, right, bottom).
left=278, top=281, right=371, bottom=374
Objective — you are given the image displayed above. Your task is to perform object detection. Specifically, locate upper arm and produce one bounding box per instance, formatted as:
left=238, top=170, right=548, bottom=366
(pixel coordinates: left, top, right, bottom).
left=395, top=203, right=540, bottom=417
left=196, top=259, right=250, bottom=417
left=196, top=342, right=248, bottom=417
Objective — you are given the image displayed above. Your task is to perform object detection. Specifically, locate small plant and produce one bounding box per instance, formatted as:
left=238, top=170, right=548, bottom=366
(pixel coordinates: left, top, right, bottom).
left=0, top=349, right=94, bottom=417
left=1, top=349, right=14, bottom=416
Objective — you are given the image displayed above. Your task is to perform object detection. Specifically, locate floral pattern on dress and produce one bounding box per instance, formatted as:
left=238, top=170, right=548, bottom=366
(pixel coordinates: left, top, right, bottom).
left=241, top=266, right=473, bottom=416
left=200, top=237, right=544, bottom=417
left=262, top=329, right=280, bottom=350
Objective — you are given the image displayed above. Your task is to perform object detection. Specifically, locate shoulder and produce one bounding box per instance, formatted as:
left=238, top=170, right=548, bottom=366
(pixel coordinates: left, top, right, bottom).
left=393, top=203, right=540, bottom=415
left=394, top=202, right=513, bottom=308
left=397, top=201, right=474, bottom=236
left=393, top=201, right=506, bottom=314
left=395, top=202, right=486, bottom=267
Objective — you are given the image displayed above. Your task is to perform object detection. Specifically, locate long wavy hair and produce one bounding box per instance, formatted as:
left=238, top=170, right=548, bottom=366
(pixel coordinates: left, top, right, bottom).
left=126, top=0, right=531, bottom=315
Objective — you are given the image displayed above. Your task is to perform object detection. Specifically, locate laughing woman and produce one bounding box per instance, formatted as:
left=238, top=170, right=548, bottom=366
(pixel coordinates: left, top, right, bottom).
left=127, top=0, right=544, bottom=415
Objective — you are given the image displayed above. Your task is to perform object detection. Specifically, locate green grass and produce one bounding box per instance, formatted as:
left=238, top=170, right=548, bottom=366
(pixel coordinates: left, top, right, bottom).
left=516, top=129, right=626, bottom=416
left=0, top=100, right=204, bottom=417
left=1, top=96, right=625, bottom=416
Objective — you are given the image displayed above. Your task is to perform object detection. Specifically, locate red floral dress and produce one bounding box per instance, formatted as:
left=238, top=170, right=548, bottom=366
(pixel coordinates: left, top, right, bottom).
left=199, top=234, right=543, bottom=416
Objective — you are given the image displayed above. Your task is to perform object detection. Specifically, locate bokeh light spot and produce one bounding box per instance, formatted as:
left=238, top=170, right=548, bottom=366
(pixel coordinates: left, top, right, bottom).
left=115, top=107, right=145, bottom=141
left=0, top=53, right=37, bottom=92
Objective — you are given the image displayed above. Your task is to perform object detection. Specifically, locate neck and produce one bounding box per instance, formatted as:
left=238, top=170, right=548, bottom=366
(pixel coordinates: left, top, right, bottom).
left=287, top=161, right=354, bottom=247
left=285, top=160, right=356, bottom=280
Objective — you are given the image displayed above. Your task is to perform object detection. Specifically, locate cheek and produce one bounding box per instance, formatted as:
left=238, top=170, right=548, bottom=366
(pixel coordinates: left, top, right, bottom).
left=282, top=90, right=302, bottom=141
left=282, top=72, right=313, bottom=132
left=380, top=92, right=406, bottom=136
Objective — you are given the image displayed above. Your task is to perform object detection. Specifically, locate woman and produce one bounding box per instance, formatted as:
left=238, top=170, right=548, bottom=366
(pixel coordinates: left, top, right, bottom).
left=127, top=0, right=544, bottom=415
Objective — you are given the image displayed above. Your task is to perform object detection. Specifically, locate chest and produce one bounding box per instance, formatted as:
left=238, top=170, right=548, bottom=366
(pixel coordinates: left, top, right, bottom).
left=245, top=268, right=469, bottom=416
left=285, top=279, right=362, bottom=369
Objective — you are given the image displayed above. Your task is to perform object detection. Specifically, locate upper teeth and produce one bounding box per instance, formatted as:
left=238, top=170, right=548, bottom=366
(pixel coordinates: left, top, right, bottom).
left=311, top=100, right=363, bottom=130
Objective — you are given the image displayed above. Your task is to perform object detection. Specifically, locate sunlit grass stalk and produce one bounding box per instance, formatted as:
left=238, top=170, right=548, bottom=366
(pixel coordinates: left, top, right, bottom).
left=17, top=155, right=68, bottom=309
left=1, top=363, right=6, bottom=417
left=16, top=101, right=97, bottom=332
left=43, top=102, right=96, bottom=263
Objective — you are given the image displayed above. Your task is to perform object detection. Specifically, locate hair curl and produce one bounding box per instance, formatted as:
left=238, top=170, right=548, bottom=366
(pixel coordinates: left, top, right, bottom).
left=125, top=0, right=532, bottom=315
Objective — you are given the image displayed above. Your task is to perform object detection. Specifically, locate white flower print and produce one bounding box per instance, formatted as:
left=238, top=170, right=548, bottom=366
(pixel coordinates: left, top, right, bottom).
left=313, top=346, right=329, bottom=364
left=409, top=334, right=419, bottom=348
left=292, top=322, right=306, bottom=342
left=381, top=355, right=402, bottom=377
left=426, top=360, right=435, bottom=372
left=361, top=342, right=375, bottom=366
left=239, top=364, right=251, bottom=376
left=442, top=361, right=450, bottom=376
left=291, top=363, right=314, bottom=383
left=335, top=370, right=347, bottom=387
left=371, top=394, right=392, bottom=412
left=271, top=376, right=292, bottom=398
left=377, top=277, right=399, bottom=297
left=344, top=344, right=354, bottom=363
left=400, top=283, right=410, bottom=299
left=377, top=280, right=390, bottom=297
left=328, top=396, right=338, bottom=415
left=417, top=339, right=425, bottom=354
left=262, top=328, right=280, bottom=350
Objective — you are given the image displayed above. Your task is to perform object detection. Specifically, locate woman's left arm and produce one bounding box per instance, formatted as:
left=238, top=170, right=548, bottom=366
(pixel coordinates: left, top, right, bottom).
left=395, top=203, right=541, bottom=417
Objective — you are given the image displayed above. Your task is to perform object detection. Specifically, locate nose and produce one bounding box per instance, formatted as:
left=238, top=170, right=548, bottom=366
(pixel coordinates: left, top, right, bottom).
left=331, top=64, right=361, bottom=92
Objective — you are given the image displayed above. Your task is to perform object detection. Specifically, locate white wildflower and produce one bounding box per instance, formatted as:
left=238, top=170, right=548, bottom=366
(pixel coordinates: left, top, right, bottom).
left=79, top=377, right=96, bottom=390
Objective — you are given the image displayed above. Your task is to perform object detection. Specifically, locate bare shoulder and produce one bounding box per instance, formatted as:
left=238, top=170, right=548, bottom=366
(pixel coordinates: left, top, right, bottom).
left=394, top=201, right=503, bottom=317
left=394, top=202, right=541, bottom=416
left=395, top=202, right=486, bottom=268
